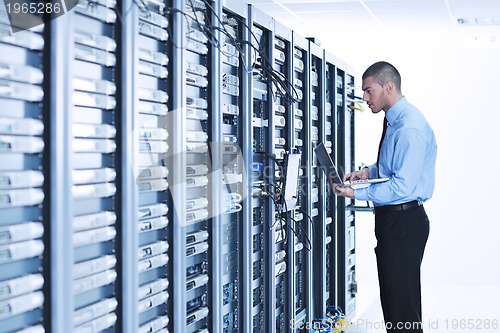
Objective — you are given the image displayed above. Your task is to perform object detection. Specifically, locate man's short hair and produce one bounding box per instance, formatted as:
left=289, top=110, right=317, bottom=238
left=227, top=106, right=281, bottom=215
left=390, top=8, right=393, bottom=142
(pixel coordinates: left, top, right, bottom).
left=362, top=61, right=401, bottom=92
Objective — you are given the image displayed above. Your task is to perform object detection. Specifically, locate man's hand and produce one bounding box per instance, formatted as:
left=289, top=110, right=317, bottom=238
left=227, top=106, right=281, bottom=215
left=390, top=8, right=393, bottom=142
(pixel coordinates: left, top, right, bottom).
left=343, top=167, right=370, bottom=182
left=332, top=184, right=355, bottom=199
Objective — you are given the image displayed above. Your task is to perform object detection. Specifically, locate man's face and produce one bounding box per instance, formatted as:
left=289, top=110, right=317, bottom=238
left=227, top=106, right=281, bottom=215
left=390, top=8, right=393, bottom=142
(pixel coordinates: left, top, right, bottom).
left=362, top=76, right=387, bottom=114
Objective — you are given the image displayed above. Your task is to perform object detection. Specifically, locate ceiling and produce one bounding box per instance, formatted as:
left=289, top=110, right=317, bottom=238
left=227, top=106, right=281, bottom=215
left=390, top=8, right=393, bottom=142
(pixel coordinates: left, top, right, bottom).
left=245, top=0, right=500, bottom=47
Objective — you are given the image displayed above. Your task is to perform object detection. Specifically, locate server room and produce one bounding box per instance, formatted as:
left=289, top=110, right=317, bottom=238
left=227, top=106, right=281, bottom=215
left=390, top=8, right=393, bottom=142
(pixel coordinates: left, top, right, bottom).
left=0, top=0, right=499, bottom=333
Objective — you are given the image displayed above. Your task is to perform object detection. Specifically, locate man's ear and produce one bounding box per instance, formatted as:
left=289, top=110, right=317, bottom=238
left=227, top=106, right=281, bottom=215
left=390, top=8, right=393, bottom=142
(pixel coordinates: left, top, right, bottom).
left=385, top=81, right=394, bottom=94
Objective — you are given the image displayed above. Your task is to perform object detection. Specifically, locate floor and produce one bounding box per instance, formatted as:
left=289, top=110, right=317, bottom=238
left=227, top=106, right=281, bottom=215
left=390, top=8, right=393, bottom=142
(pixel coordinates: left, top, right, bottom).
left=344, top=283, right=500, bottom=333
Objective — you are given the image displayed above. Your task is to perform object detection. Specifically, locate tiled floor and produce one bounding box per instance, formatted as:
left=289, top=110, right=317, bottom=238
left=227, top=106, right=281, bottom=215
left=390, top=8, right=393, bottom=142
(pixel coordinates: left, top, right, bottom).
left=345, top=283, right=500, bottom=333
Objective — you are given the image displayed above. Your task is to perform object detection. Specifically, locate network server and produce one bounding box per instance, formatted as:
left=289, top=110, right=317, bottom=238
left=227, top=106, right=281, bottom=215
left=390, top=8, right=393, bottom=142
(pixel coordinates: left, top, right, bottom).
left=0, top=0, right=357, bottom=332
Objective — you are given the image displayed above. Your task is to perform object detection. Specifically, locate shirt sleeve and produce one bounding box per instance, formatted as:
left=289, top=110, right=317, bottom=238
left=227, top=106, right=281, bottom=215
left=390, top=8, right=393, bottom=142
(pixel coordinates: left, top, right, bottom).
left=366, top=163, right=377, bottom=179
left=354, top=128, right=427, bottom=204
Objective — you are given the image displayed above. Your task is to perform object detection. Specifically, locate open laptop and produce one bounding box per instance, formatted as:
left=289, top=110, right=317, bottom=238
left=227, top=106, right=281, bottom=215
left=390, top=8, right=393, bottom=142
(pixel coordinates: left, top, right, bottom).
left=314, top=142, right=389, bottom=189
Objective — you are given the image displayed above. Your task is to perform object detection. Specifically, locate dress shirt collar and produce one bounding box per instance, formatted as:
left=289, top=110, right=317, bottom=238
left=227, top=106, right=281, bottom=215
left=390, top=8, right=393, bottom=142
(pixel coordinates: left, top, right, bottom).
left=385, top=96, right=408, bottom=125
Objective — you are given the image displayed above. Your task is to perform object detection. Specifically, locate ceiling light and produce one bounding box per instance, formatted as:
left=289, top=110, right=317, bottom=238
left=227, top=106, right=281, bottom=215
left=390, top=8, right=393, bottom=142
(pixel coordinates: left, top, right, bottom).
left=457, top=17, right=500, bottom=26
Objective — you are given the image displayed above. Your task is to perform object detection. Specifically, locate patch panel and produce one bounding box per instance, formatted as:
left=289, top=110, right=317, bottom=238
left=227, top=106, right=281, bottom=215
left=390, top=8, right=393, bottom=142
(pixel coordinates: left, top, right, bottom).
left=275, top=261, right=286, bottom=277
left=222, top=82, right=240, bottom=96
left=186, top=164, right=209, bottom=176
left=0, top=25, right=45, bottom=50
left=138, top=9, right=168, bottom=28
left=138, top=291, right=169, bottom=313
left=186, top=108, right=209, bottom=120
left=73, top=226, right=116, bottom=247
left=187, top=293, right=208, bottom=312
left=186, top=274, right=209, bottom=292
left=138, top=61, right=169, bottom=79
left=186, top=72, right=209, bottom=87
left=186, top=209, right=210, bottom=224
left=222, top=72, right=240, bottom=86
left=294, top=58, right=304, bottom=72
left=186, top=39, right=209, bottom=55
left=186, top=198, right=209, bottom=211
left=222, top=53, right=240, bottom=67
left=74, top=270, right=117, bottom=295
left=186, top=131, right=209, bottom=142
left=0, top=62, right=43, bottom=84
left=253, top=259, right=263, bottom=281
left=187, top=307, right=209, bottom=326
left=186, top=97, right=208, bottom=109
left=139, top=316, right=169, bottom=333
left=275, top=115, right=286, bottom=127
left=186, top=142, right=209, bottom=153
left=74, top=298, right=118, bottom=327
left=138, top=241, right=169, bottom=260
left=187, top=261, right=208, bottom=278
left=186, top=241, right=209, bottom=257
left=138, top=278, right=169, bottom=300
left=186, top=176, right=209, bottom=188
left=74, top=255, right=117, bottom=280
left=138, top=254, right=169, bottom=273
left=187, top=63, right=209, bottom=77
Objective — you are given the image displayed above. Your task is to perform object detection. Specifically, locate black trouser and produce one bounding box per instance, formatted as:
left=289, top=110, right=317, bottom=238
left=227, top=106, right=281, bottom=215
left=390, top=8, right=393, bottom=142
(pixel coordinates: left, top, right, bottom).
left=375, top=204, right=430, bottom=333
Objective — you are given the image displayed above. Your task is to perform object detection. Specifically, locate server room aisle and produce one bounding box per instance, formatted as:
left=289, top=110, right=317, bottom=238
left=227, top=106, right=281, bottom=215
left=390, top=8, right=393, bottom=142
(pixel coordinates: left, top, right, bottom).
left=346, top=283, right=500, bottom=333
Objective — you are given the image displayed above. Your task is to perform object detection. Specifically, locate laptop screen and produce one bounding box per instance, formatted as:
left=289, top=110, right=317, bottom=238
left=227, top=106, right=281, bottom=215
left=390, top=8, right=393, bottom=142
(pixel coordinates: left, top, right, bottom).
left=282, top=153, right=301, bottom=209
left=314, top=142, right=343, bottom=185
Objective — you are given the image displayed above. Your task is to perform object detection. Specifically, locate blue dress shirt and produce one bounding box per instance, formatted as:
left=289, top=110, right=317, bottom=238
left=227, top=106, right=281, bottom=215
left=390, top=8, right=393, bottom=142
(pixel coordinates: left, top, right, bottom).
left=355, top=97, right=437, bottom=206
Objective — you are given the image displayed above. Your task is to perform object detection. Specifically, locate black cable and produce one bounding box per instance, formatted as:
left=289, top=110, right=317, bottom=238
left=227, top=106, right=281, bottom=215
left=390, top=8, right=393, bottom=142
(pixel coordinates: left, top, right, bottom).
left=289, top=213, right=312, bottom=251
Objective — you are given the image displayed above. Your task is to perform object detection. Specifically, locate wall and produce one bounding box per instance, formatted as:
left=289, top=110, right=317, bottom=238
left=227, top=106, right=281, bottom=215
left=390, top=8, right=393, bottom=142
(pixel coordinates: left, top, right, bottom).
left=317, top=27, right=500, bottom=287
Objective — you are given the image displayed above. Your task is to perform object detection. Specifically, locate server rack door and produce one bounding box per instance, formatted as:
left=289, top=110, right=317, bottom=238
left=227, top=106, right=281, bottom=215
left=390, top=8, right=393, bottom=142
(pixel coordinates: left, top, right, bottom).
left=344, top=71, right=357, bottom=319
left=309, top=40, right=326, bottom=320
left=273, top=20, right=295, bottom=333
left=248, top=6, right=275, bottom=333
left=336, top=66, right=357, bottom=319
left=119, top=1, right=172, bottom=332
left=0, top=3, right=47, bottom=332
left=290, top=31, right=311, bottom=331
left=178, top=1, right=213, bottom=332
left=273, top=19, right=296, bottom=333
left=170, top=0, right=188, bottom=332
left=215, top=2, right=247, bottom=333
left=324, top=52, right=339, bottom=312
left=70, top=1, right=121, bottom=331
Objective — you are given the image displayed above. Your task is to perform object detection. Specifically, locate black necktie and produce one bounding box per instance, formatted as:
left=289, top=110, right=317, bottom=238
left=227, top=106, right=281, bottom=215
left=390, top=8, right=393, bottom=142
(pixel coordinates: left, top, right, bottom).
left=377, top=117, right=388, bottom=178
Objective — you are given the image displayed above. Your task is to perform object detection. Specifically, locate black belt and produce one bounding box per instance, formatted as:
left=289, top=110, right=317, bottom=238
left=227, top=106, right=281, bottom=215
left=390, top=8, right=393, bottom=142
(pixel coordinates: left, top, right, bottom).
left=374, top=200, right=423, bottom=214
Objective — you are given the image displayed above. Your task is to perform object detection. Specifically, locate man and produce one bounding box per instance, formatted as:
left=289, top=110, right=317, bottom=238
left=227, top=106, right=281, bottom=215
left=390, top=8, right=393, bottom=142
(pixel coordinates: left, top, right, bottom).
left=333, top=61, right=437, bottom=333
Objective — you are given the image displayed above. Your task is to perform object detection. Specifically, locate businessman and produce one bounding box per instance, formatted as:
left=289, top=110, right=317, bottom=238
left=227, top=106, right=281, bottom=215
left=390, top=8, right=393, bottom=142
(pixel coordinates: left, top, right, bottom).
left=333, top=61, right=437, bottom=332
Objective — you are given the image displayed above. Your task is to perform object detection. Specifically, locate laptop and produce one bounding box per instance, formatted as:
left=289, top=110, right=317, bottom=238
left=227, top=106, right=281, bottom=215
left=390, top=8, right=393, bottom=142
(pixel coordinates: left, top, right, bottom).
left=314, top=142, right=389, bottom=189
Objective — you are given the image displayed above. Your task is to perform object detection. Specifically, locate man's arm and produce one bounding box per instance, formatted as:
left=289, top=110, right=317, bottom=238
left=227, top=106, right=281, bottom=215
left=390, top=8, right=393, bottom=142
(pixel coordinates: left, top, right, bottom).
left=355, top=128, right=427, bottom=203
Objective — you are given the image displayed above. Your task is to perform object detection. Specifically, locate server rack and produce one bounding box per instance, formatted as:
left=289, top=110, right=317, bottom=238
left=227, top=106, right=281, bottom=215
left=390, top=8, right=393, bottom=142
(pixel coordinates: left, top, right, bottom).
left=336, top=64, right=358, bottom=319
left=309, top=38, right=326, bottom=319
left=121, top=1, right=171, bottom=333
left=0, top=1, right=358, bottom=332
left=0, top=4, right=47, bottom=333
left=324, top=51, right=340, bottom=311
left=176, top=1, right=213, bottom=332
left=291, top=31, right=312, bottom=330
left=247, top=7, right=275, bottom=333
left=217, top=2, right=247, bottom=333
left=272, top=20, right=295, bottom=333
left=273, top=20, right=295, bottom=333
left=69, top=1, right=121, bottom=332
